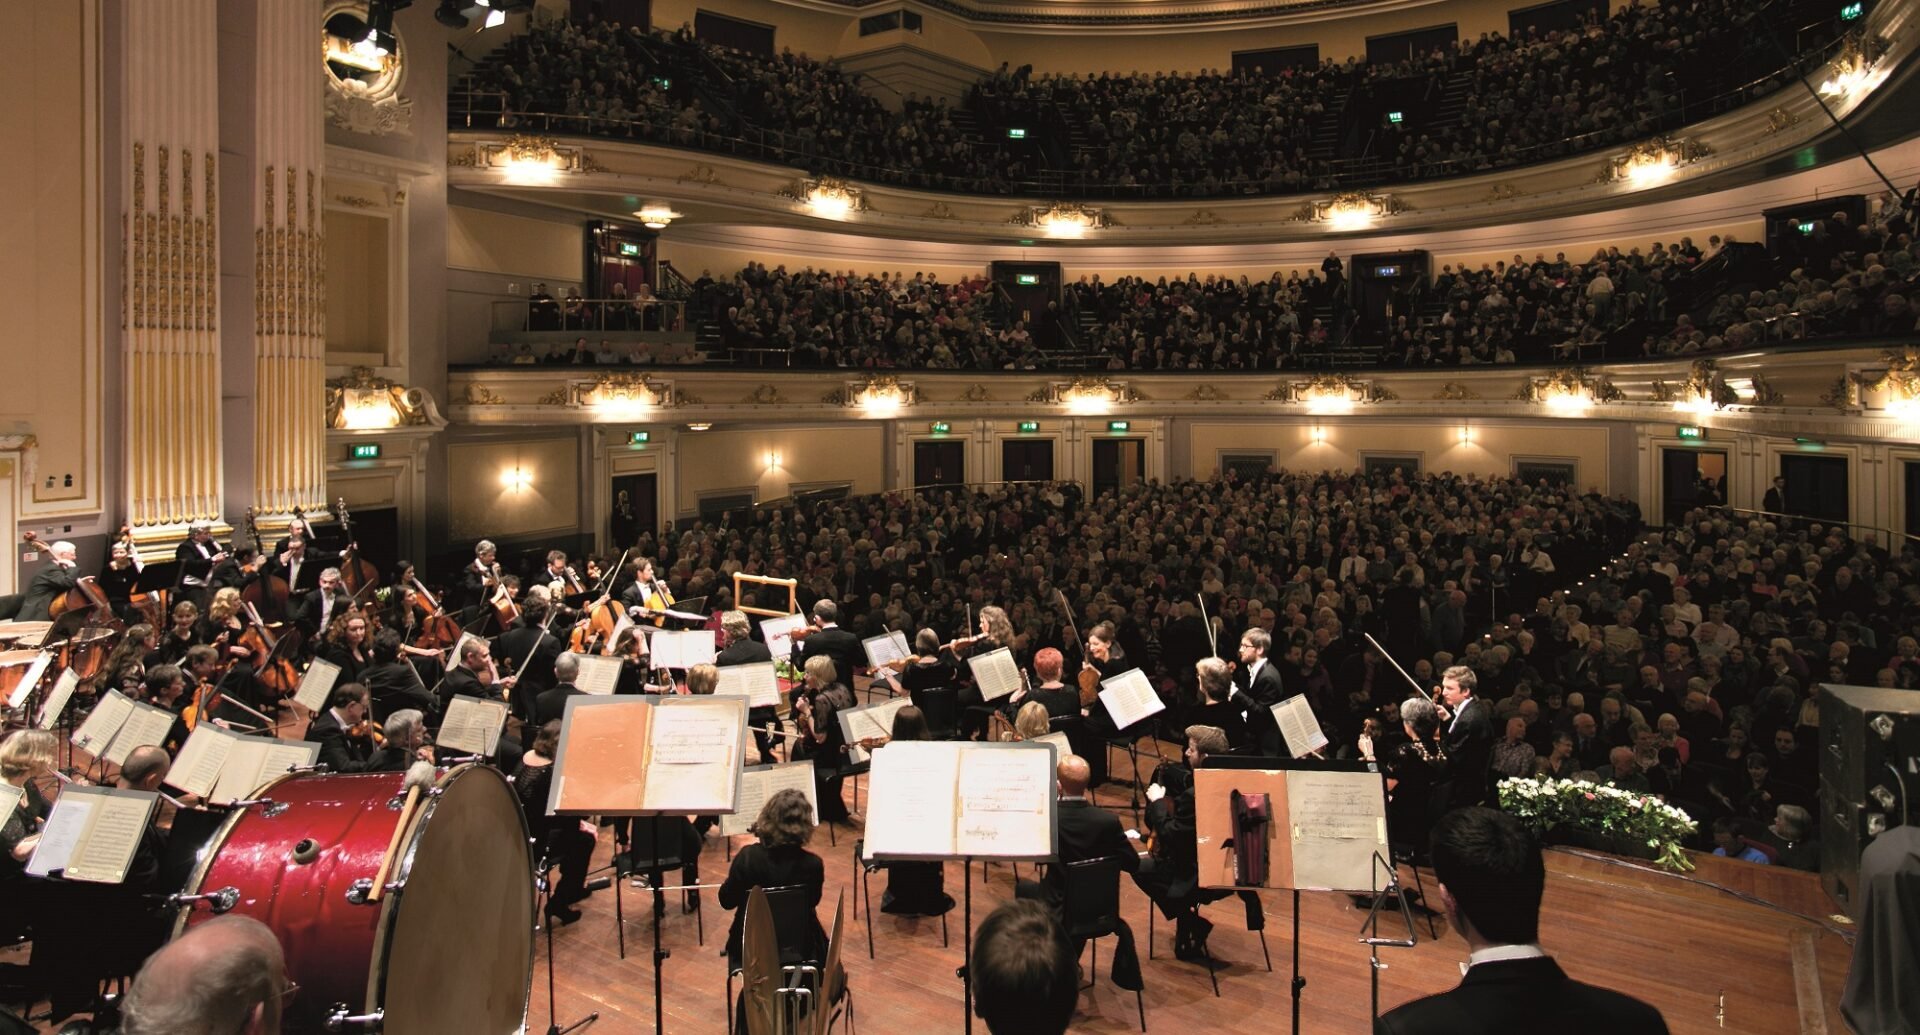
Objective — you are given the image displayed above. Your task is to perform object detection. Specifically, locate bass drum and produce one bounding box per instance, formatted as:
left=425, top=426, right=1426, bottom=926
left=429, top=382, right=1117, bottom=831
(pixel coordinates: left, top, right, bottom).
left=174, top=765, right=533, bottom=1034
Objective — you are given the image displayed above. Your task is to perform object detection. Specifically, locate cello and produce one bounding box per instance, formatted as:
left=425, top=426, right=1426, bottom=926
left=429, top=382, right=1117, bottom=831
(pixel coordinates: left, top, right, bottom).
left=21, top=532, right=112, bottom=621
left=238, top=600, right=301, bottom=702
left=408, top=577, right=463, bottom=652
left=332, top=497, right=381, bottom=602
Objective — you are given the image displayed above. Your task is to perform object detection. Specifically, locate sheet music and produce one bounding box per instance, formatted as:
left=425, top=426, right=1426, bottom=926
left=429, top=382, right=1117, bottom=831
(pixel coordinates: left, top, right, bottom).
left=714, top=661, right=780, bottom=709
left=1033, top=731, right=1071, bottom=761
left=64, top=791, right=157, bottom=884
left=71, top=690, right=135, bottom=755
left=7, top=652, right=53, bottom=709
left=1272, top=695, right=1329, bottom=758
left=37, top=669, right=80, bottom=730
left=758, top=613, right=808, bottom=659
left=570, top=653, right=623, bottom=696
left=838, top=697, right=911, bottom=765
left=166, top=724, right=238, bottom=798
left=967, top=648, right=1023, bottom=702
left=1285, top=769, right=1389, bottom=892
left=955, top=747, right=1053, bottom=858
left=861, top=631, right=911, bottom=671
left=439, top=696, right=509, bottom=756
left=102, top=703, right=176, bottom=766
left=640, top=700, right=744, bottom=813
left=26, top=793, right=93, bottom=877
left=294, top=658, right=342, bottom=713
left=720, top=761, right=817, bottom=837
left=651, top=630, right=717, bottom=670
left=1098, top=669, right=1166, bottom=731
left=209, top=739, right=319, bottom=805
left=0, top=782, right=23, bottom=825
left=862, top=742, right=963, bottom=859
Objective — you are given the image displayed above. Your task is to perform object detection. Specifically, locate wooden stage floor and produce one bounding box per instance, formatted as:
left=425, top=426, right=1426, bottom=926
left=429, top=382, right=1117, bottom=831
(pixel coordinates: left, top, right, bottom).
left=530, top=756, right=1856, bottom=1035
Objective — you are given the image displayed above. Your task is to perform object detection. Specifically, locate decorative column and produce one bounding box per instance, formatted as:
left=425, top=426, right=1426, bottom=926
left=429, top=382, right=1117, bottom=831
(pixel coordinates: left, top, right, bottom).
left=122, top=1, right=224, bottom=532
left=250, top=0, right=327, bottom=519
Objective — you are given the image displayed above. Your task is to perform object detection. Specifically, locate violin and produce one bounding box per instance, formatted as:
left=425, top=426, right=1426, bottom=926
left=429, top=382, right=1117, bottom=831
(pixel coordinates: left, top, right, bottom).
left=348, top=718, right=386, bottom=745
left=181, top=676, right=223, bottom=732
left=940, top=632, right=989, bottom=654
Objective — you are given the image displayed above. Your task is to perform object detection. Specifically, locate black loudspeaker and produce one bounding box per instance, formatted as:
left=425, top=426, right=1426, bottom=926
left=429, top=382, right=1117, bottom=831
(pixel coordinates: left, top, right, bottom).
left=1819, top=684, right=1920, bottom=915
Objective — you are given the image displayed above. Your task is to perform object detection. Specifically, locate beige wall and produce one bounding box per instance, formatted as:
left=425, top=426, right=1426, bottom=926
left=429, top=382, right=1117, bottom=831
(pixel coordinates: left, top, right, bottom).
left=0, top=2, right=101, bottom=515
left=326, top=208, right=390, bottom=354
left=674, top=424, right=887, bottom=514
left=447, top=202, right=583, bottom=282
left=657, top=239, right=990, bottom=283
left=653, top=0, right=1581, bottom=76
left=446, top=435, right=582, bottom=540
left=1184, top=419, right=1618, bottom=494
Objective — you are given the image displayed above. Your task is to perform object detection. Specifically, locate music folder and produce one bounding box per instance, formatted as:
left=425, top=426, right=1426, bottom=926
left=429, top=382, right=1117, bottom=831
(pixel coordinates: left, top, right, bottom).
left=438, top=695, right=510, bottom=756
left=293, top=657, right=343, bottom=713
left=836, top=696, right=911, bottom=766
left=1193, top=758, right=1388, bottom=893
left=548, top=694, right=748, bottom=816
left=26, top=785, right=159, bottom=884
left=862, top=741, right=1057, bottom=863
left=720, top=761, right=818, bottom=837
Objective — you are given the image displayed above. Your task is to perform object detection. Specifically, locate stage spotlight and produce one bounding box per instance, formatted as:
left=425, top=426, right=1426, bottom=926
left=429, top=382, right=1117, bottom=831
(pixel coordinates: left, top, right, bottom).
left=434, top=1, right=469, bottom=28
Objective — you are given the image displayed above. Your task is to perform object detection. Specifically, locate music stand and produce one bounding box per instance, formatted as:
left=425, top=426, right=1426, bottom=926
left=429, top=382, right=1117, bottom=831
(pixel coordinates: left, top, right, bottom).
left=860, top=740, right=1059, bottom=1033
left=549, top=694, right=748, bottom=1034
left=1195, top=756, right=1412, bottom=1035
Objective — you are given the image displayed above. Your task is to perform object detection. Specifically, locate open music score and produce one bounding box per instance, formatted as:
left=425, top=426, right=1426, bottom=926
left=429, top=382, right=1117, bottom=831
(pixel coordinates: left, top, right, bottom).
left=713, top=661, right=780, bottom=709
left=6, top=651, right=52, bottom=710
left=439, top=695, right=510, bottom=756
left=26, top=786, right=159, bottom=884
left=208, top=738, right=320, bottom=806
left=836, top=696, right=911, bottom=765
left=101, top=702, right=177, bottom=767
left=569, top=652, right=623, bottom=696
left=293, top=657, right=342, bottom=713
left=0, top=783, right=22, bottom=826
left=649, top=629, right=717, bottom=670
left=862, top=741, right=1057, bottom=862
left=70, top=690, right=136, bottom=756
left=1194, top=765, right=1388, bottom=892
left=720, top=761, right=817, bottom=837
left=758, top=613, right=808, bottom=660
left=966, top=647, right=1023, bottom=703
left=1098, top=668, right=1166, bottom=731
left=37, top=670, right=80, bottom=730
left=1272, top=694, right=1330, bottom=758
left=548, top=695, right=747, bottom=816
left=860, top=631, right=911, bottom=671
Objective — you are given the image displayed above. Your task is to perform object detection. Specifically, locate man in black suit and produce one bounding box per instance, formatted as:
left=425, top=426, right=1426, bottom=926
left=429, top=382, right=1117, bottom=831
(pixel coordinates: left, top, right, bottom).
left=1376, top=807, right=1669, bottom=1035
left=174, top=523, right=227, bottom=612
left=494, top=597, right=562, bottom=724
left=305, top=683, right=383, bottom=773
left=717, top=610, right=779, bottom=761
left=441, top=638, right=517, bottom=713
left=1231, top=628, right=1287, bottom=755
left=791, top=600, right=862, bottom=694
left=532, top=653, right=587, bottom=727
left=1439, top=665, right=1495, bottom=806
left=19, top=539, right=79, bottom=620
left=293, top=567, right=352, bottom=641
left=1018, top=754, right=1138, bottom=908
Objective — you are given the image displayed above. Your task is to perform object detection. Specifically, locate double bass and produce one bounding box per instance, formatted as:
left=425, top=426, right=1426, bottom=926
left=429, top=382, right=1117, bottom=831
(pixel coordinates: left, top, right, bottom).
left=21, top=532, right=114, bottom=622
left=238, top=508, right=292, bottom=623
left=332, top=497, right=381, bottom=602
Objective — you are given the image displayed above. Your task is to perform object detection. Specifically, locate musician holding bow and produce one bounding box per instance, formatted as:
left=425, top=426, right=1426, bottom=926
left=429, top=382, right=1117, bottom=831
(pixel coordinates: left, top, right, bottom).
left=19, top=539, right=79, bottom=621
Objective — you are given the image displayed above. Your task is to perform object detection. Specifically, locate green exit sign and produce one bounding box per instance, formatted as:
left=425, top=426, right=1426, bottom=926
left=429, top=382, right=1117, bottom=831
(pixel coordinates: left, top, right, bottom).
left=1108, top=421, right=1130, bottom=433
left=1007, top=128, right=1027, bottom=139
left=1796, top=221, right=1816, bottom=235
left=1841, top=2, right=1864, bottom=21
left=1018, top=421, right=1039, bottom=433
left=930, top=421, right=951, bottom=435
left=1676, top=426, right=1706, bottom=441
left=1016, top=274, right=1039, bottom=286
left=350, top=443, right=381, bottom=460
left=618, top=242, right=642, bottom=256
left=628, top=431, right=651, bottom=445
left=1387, top=111, right=1404, bottom=124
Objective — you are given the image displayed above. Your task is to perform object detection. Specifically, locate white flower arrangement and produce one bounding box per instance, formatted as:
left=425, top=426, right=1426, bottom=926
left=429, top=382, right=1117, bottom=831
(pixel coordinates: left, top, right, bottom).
left=1498, top=776, right=1698, bottom=872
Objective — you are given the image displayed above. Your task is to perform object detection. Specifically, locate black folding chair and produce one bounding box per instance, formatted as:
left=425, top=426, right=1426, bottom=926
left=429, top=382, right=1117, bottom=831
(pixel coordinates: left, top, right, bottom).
left=853, top=838, right=949, bottom=959
left=1063, top=856, right=1146, bottom=1031
left=615, top=815, right=704, bottom=958
left=915, top=687, right=961, bottom=740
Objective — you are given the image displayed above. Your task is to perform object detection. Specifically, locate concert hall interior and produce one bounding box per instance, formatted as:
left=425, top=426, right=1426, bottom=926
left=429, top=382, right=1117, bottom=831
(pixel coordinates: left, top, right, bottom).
left=5, top=0, right=1920, bottom=1031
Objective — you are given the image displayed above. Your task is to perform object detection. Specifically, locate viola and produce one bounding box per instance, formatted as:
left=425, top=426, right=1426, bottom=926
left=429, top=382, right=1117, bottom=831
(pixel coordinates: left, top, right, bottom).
left=486, top=563, right=521, bottom=629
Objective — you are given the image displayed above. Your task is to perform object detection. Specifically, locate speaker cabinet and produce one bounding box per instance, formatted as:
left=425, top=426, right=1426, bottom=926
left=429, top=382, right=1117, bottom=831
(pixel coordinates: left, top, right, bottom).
left=1819, top=684, right=1920, bottom=915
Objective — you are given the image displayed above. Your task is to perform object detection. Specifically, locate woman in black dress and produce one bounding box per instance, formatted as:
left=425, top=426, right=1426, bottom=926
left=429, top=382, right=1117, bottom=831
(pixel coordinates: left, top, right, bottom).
left=792, top=655, right=854, bottom=823
left=876, top=707, right=955, bottom=916
left=1384, top=697, right=1450, bottom=853
left=513, top=720, right=597, bottom=924
left=317, top=609, right=373, bottom=686
left=719, top=788, right=826, bottom=969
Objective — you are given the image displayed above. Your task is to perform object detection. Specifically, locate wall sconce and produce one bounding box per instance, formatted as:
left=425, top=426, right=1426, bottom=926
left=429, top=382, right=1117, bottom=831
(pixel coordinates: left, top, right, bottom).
left=1035, top=377, right=1137, bottom=415
left=1521, top=368, right=1620, bottom=414
left=325, top=367, right=443, bottom=430
left=479, top=134, right=593, bottom=185
left=501, top=466, right=533, bottom=492
left=1310, top=426, right=1327, bottom=444
left=765, top=450, right=782, bottom=470
left=1659, top=359, right=1736, bottom=417
left=1458, top=425, right=1472, bottom=445
left=1271, top=373, right=1390, bottom=413
left=687, top=422, right=712, bottom=432
left=579, top=372, right=676, bottom=419
left=1821, top=35, right=1887, bottom=100
left=785, top=177, right=865, bottom=219
left=840, top=376, right=919, bottom=416
left=1604, top=136, right=1710, bottom=188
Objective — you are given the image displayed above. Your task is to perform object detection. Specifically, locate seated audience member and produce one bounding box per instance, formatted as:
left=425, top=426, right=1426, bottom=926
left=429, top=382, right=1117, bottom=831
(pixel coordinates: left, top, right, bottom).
left=1761, top=804, right=1819, bottom=872
left=1710, top=817, right=1772, bottom=865
left=719, top=788, right=826, bottom=970
left=121, top=914, right=288, bottom=1035
left=971, top=899, right=1077, bottom=1035
left=1375, top=807, right=1670, bottom=1034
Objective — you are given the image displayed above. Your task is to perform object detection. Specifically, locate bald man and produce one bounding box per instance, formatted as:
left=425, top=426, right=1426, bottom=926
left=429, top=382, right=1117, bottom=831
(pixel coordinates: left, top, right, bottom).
left=121, top=914, right=287, bottom=1035
left=1018, top=754, right=1137, bottom=908
left=19, top=539, right=79, bottom=620
left=116, top=744, right=171, bottom=792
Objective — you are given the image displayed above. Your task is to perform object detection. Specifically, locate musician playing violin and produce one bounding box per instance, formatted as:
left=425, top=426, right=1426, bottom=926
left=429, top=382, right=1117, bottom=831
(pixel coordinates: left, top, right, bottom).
left=876, top=627, right=957, bottom=714
left=953, top=605, right=1015, bottom=739
left=460, top=540, right=501, bottom=620
left=295, top=567, right=352, bottom=642
left=305, top=683, right=388, bottom=773
left=791, top=655, right=853, bottom=824
left=441, top=638, right=517, bottom=714
left=18, top=539, right=79, bottom=621
left=716, top=611, right=780, bottom=761
left=174, top=522, right=227, bottom=611
left=318, top=610, right=374, bottom=684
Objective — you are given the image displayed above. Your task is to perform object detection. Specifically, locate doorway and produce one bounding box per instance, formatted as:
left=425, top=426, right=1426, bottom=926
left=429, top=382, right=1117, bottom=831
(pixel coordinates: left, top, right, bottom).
left=1660, top=448, right=1727, bottom=525
left=1002, top=440, right=1055, bottom=483
left=343, top=506, right=398, bottom=576
left=1905, top=462, right=1920, bottom=539
left=610, top=473, right=658, bottom=547
left=1091, top=439, right=1145, bottom=497
left=914, top=441, right=965, bottom=488
left=1780, top=454, right=1849, bottom=522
